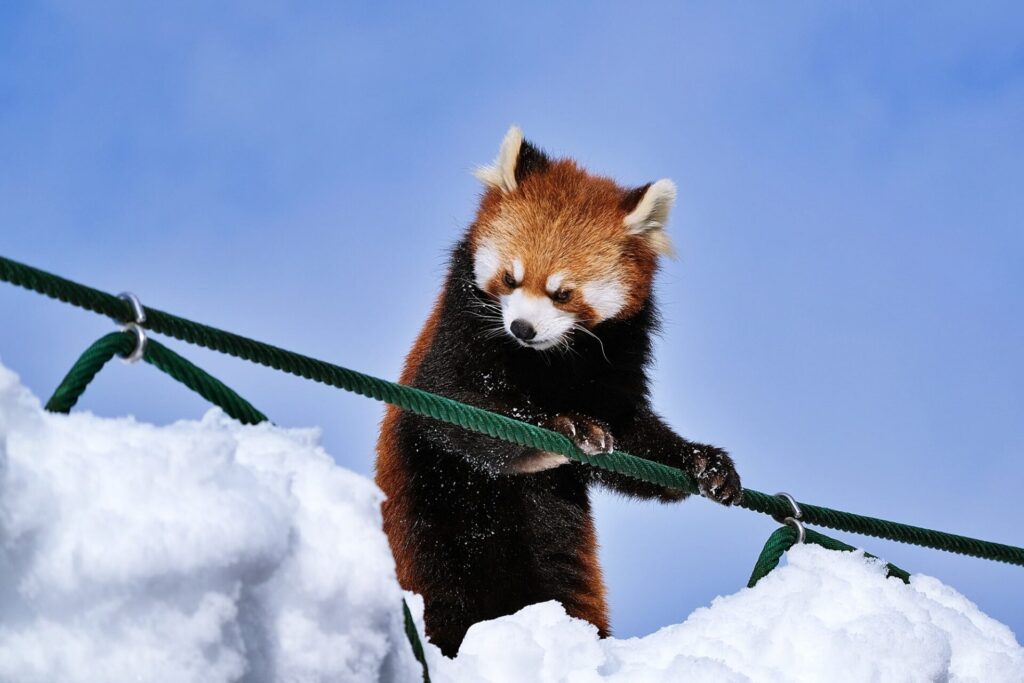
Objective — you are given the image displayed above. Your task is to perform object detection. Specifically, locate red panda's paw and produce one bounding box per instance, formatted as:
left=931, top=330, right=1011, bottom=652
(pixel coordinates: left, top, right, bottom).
left=689, top=446, right=743, bottom=506
left=547, top=415, right=615, bottom=456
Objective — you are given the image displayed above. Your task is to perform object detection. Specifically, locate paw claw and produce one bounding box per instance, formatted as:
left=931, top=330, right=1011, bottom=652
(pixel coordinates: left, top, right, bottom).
left=690, top=446, right=742, bottom=506
left=547, top=414, right=614, bottom=457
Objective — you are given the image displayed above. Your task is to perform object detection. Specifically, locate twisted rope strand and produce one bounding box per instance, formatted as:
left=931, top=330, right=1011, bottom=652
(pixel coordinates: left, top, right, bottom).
left=747, top=526, right=912, bottom=588
left=44, top=330, right=268, bottom=425
left=44, top=332, right=135, bottom=413
left=3, top=254, right=1023, bottom=567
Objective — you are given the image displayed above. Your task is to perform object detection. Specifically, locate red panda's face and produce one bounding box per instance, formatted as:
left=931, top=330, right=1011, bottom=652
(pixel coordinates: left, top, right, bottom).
left=468, top=127, right=677, bottom=351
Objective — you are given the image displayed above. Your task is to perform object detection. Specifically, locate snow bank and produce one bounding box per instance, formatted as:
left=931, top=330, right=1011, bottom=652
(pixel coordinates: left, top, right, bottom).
left=416, top=544, right=1023, bottom=682
left=0, top=362, right=420, bottom=683
left=1, top=358, right=1021, bottom=683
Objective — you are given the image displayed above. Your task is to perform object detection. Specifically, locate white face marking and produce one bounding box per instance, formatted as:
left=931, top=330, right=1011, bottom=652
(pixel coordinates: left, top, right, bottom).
left=512, top=259, right=525, bottom=283
left=581, top=277, right=625, bottom=321
left=501, top=289, right=576, bottom=350
left=545, top=272, right=566, bottom=295
left=473, top=240, right=501, bottom=290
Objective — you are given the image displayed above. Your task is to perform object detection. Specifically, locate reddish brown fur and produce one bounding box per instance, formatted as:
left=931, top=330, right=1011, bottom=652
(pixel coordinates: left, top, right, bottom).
left=570, top=515, right=609, bottom=634
left=375, top=293, right=444, bottom=592
left=371, top=139, right=739, bottom=656
left=377, top=160, right=640, bottom=628
left=470, top=159, right=661, bottom=324
left=378, top=287, right=611, bottom=633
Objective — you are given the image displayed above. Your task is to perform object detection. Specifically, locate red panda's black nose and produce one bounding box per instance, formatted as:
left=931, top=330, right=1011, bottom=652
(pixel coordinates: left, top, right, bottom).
left=510, top=319, right=537, bottom=341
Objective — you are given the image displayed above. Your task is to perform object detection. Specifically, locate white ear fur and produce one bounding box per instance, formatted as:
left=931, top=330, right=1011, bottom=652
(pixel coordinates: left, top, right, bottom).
left=624, top=178, right=676, bottom=256
left=473, top=126, right=524, bottom=194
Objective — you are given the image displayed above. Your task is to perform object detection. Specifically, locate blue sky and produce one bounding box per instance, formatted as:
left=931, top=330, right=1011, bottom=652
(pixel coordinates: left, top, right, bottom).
left=2, top=2, right=1022, bottom=640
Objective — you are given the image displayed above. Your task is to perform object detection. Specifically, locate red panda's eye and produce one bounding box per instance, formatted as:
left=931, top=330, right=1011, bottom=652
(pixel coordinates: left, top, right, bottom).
left=552, top=289, right=572, bottom=303
left=503, top=272, right=517, bottom=288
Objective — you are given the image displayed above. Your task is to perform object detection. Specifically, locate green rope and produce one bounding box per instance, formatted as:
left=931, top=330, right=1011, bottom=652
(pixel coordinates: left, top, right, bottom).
left=44, top=332, right=135, bottom=413
left=747, top=526, right=800, bottom=587
left=45, top=330, right=267, bottom=425
left=3, top=254, right=1023, bottom=568
left=403, top=599, right=431, bottom=683
left=748, top=526, right=912, bottom=587
left=42, top=331, right=432, bottom=682
left=144, top=338, right=268, bottom=425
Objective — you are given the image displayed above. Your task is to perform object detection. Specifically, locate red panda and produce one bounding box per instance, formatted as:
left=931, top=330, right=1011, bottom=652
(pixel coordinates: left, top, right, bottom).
left=376, top=126, right=742, bottom=657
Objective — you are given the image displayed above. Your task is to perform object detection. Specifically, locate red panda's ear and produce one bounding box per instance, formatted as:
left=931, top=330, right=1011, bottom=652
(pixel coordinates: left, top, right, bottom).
left=622, top=179, right=676, bottom=257
left=474, top=126, right=549, bottom=194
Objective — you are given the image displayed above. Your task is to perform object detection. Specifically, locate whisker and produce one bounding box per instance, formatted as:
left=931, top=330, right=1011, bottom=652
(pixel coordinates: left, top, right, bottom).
left=572, top=323, right=610, bottom=364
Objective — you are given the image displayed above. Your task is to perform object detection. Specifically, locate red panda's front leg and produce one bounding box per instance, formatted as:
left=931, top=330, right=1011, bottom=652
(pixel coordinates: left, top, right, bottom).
left=511, top=414, right=616, bottom=474
left=590, top=406, right=743, bottom=505
left=412, top=387, right=564, bottom=476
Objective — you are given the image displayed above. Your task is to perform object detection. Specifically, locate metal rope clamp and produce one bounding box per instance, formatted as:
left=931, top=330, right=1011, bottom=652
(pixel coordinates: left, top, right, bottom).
left=775, top=491, right=806, bottom=544
left=118, top=292, right=148, bottom=364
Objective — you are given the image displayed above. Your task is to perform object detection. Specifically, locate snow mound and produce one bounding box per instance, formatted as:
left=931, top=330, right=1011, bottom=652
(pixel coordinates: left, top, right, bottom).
left=0, top=362, right=420, bottom=683
left=416, top=543, right=1023, bottom=682
left=0, top=358, right=1020, bottom=683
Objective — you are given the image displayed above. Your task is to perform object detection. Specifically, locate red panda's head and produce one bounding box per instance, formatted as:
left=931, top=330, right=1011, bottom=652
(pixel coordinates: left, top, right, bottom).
left=468, top=126, right=677, bottom=351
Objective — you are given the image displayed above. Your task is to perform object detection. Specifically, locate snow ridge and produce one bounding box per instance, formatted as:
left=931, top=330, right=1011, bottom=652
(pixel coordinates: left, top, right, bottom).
left=0, top=359, right=1020, bottom=682
left=0, top=362, right=420, bottom=682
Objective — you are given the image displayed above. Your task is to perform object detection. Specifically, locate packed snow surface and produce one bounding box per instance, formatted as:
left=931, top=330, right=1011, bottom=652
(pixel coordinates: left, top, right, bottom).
left=0, top=362, right=420, bottom=682
left=0, top=359, right=1020, bottom=682
left=415, top=543, right=1024, bottom=682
